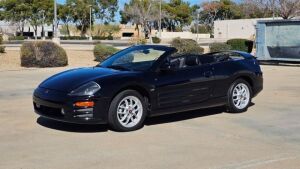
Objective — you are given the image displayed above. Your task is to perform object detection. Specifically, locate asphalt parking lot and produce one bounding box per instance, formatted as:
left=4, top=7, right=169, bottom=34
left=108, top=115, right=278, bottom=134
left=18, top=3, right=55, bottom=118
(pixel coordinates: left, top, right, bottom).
left=0, top=65, right=300, bottom=169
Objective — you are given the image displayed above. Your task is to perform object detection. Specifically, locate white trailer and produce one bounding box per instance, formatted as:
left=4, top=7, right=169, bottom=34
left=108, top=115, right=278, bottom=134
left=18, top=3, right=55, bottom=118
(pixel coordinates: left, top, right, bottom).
left=256, top=20, right=300, bottom=62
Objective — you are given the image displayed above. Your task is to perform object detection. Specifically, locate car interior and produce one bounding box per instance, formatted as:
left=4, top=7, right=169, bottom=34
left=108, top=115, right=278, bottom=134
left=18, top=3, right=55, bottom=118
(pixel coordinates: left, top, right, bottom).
left=168, top=52, right=244, bottom=70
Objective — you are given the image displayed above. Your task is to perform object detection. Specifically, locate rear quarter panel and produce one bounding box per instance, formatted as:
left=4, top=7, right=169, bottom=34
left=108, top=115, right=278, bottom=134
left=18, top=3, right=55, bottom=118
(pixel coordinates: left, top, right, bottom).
left=212, top=58, right=260, bottom=98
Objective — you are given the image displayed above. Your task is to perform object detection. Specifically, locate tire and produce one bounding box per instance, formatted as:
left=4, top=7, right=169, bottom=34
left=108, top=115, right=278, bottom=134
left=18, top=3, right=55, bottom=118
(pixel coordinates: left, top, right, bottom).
left=108, top=90, right=147, bottom=132
left=226, top=79, right=252, bottom=113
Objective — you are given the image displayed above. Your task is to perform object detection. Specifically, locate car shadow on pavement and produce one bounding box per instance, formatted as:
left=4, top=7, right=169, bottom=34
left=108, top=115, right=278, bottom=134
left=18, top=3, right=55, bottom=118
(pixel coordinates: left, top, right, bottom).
left=36, top=104, right=254, bottom=132
left=37, top=117, right=109, bottom=133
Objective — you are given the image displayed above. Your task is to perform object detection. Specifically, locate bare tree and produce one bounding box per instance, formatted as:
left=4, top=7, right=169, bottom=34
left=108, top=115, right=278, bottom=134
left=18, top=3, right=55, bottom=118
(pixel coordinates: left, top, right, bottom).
left=245, top=0, right=300, bottom=19
left=279, top=0, right=300, bottom=19
left=123, top=0, right=163, bottom=40
left=199, top=1, right=221, bottom=36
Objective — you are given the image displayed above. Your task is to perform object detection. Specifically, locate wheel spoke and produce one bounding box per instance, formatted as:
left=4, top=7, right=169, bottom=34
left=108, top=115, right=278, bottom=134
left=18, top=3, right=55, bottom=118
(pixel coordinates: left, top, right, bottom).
left=125, top=114, right=132, bottom=124
left=119, top=105, right=126, bottom=109
left=130, top=116, right=135, bottom=122
left=120, top=113, right=128, bottom=122
left=237, top=100, right=241, bottom=106
left=118, top=109, right=126, bottom=114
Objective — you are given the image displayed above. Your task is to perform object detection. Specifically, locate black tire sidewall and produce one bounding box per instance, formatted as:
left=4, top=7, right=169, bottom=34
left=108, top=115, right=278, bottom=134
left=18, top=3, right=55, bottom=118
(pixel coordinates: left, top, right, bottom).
left=227, top=79, right=252, bottom=113
left=108, top=90, right=147, bottom=132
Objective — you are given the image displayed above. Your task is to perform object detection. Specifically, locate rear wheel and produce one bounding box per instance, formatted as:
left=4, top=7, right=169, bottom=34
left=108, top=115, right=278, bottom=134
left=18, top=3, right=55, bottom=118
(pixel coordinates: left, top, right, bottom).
left=108, top=90, right=147, bottom=132
left=227, top=79, right=252, bottom=113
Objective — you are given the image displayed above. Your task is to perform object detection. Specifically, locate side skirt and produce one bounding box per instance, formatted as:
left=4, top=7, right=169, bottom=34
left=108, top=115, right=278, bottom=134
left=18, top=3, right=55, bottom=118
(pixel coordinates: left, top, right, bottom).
left=148, top=96, right=227, bottom=117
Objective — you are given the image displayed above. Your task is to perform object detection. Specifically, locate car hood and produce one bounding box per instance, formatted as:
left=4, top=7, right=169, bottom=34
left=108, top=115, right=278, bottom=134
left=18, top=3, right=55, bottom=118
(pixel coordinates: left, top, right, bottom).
left=39, top=67, right=121, bottom=92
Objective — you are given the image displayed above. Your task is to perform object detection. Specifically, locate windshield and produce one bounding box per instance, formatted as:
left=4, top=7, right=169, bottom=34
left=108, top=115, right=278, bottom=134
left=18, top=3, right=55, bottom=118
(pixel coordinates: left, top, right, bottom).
left=99, top=46, right=169, bottom=71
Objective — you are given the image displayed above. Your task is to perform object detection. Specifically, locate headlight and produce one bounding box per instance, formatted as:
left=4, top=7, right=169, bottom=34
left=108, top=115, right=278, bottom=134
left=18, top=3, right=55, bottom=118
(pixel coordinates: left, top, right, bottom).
left=69, top=81, right=101, bottom=96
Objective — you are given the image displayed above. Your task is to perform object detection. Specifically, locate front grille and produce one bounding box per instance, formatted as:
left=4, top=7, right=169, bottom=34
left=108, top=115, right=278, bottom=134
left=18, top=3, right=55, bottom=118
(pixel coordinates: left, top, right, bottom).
left=34, top=103, right=64, bottom=118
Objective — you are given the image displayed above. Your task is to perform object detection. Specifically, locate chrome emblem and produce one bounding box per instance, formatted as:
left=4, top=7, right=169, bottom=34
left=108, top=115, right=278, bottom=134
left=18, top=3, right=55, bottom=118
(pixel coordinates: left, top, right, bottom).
left=44, top=90, right=49, bottom=94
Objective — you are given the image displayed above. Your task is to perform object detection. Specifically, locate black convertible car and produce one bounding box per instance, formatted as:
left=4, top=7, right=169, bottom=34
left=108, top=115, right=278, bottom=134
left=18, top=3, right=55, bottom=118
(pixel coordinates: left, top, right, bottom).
left=33, top=45, right=263, bottom=131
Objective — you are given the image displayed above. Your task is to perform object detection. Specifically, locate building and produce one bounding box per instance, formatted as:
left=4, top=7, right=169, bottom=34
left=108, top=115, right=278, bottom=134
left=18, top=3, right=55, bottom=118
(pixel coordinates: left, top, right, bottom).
left=214, top=18, right=281, bottom=40
left=0, top=21, right=55, bottom=39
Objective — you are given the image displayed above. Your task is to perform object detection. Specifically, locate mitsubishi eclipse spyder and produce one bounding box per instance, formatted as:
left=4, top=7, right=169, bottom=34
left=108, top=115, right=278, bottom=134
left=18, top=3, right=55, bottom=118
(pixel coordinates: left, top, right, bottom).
left=33, top=45, right=263, bottom=132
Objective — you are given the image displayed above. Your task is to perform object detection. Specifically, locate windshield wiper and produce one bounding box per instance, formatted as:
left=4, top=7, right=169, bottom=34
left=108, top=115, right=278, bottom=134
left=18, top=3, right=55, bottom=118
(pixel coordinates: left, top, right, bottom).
left=106, top=65, right=131, bottom=71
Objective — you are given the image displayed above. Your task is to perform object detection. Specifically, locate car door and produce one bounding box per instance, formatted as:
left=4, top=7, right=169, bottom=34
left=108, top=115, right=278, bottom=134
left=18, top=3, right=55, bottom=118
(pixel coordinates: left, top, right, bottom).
left=153, top=54, right=215, bottom=111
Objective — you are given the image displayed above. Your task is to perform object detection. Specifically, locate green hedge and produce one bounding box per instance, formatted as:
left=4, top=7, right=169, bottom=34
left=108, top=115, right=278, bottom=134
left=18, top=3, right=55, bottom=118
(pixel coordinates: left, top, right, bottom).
left=60, top=36, right=88, bottom=40
left=152, top=37, right=161, bottom=44
left=20, top=41, right=68, bottom=67
left=8, top=36, right=25, bottom=40
left=170, top=38, right=204, bottom=54
left=209, top=43, right=231, bottom=52
left=226, top=39, right=253, bottom=53
left=60, top=36, right=114, bottom=40
left=93, top=44, right=119, bottom=62
left=0, top=46, right=5, bottom=53
left=0, top=34, right=5, bottom=53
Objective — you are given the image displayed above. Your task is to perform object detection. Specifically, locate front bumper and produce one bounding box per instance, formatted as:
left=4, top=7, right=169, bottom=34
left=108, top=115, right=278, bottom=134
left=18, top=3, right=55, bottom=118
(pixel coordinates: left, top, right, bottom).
left=33, top=87, right=110, bottom=124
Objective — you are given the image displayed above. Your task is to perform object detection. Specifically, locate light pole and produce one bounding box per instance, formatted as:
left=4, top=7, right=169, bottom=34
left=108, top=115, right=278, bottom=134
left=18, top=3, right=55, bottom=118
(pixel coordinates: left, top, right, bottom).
left=53, top=0, right=60, bottom=44
left=89, top=5, right=93, bottom=41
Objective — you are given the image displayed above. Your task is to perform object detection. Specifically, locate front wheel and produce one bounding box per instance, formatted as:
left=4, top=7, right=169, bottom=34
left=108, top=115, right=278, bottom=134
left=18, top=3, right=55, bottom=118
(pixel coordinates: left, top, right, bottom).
left=227, top=79, right=252, bottom=113
left=108, top=90, right=147, bottom=132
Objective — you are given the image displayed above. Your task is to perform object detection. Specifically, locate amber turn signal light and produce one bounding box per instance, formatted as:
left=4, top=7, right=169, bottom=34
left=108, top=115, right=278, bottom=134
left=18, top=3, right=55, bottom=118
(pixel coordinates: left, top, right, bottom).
left=75, top=101, right=95, bottom=107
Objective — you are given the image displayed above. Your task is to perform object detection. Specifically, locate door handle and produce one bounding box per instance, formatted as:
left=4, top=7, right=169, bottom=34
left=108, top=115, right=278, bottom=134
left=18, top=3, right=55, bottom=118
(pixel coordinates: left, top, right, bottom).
left=204, top=71, right=212, bottom=78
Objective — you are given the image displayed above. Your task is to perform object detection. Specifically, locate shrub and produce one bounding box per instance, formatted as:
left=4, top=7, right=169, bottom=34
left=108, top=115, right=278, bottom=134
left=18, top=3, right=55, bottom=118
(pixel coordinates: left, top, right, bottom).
left=8, top=36, right=25, bottom=40
left=0, top=34, right=3, bottom=44
left=129, top=37, right=147, bottom=45
left=92, top=36, right=107, bottom=40
left=0, top=34, right=5, bottom=53
left=60, top=36, right=88, bottom=40
left=0, top=46, right=5, bottom=53
left=170, top=38, right=204, bottom=54
left=152, top=37, right=161, bottom=44
left=93, top=44, right=118, bottom=62
left=107, top=34, right=114, bottom=40
left=20, top=41, right=68, bottom=67
left=209, top=43, right=231, bottom=52
left=227, top=39, right=253, bottom=53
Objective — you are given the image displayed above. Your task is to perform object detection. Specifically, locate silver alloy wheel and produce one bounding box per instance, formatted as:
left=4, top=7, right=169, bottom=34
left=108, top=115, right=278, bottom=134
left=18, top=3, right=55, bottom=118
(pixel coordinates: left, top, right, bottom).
left=117, top=96, right=143, bottom=128
left=232, top=83, right=250, bottom=110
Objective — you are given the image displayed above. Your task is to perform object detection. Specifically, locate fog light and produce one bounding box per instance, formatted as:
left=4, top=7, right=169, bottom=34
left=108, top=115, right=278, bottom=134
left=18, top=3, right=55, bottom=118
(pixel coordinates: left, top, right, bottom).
left=74, top=108, right=94, bottom=118
left=74, top=101, right=94, bottom=108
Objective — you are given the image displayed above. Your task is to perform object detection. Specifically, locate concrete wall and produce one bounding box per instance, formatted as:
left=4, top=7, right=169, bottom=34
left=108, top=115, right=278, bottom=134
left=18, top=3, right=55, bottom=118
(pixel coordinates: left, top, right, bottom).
left=214, top=18, right=281, bottom=40
left=160, top=32, right=210, bottom=40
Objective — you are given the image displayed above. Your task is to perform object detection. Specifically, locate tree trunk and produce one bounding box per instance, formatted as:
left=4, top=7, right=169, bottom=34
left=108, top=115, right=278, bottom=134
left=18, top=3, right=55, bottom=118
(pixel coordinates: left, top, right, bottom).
left=42, top=25, right=44, bottom=38
left=34, top=25, right=38, bottom=40
left=135, top=24, right=140, bottom=38
left=21, top=26, right=24, bottom=36
left=81, top=24, right=85, bottom=37
left=66, top=24, right=70, bottom=36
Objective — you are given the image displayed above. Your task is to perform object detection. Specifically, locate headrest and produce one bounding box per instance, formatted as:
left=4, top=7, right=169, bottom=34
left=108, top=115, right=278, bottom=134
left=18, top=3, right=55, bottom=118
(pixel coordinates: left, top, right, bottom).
left=185, top=55, right=199, bottom=66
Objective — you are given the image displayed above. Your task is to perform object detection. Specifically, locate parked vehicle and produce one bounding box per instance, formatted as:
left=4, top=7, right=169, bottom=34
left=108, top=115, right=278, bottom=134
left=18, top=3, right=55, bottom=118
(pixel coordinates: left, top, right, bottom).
left=33, top=45, right=263, bottom=131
